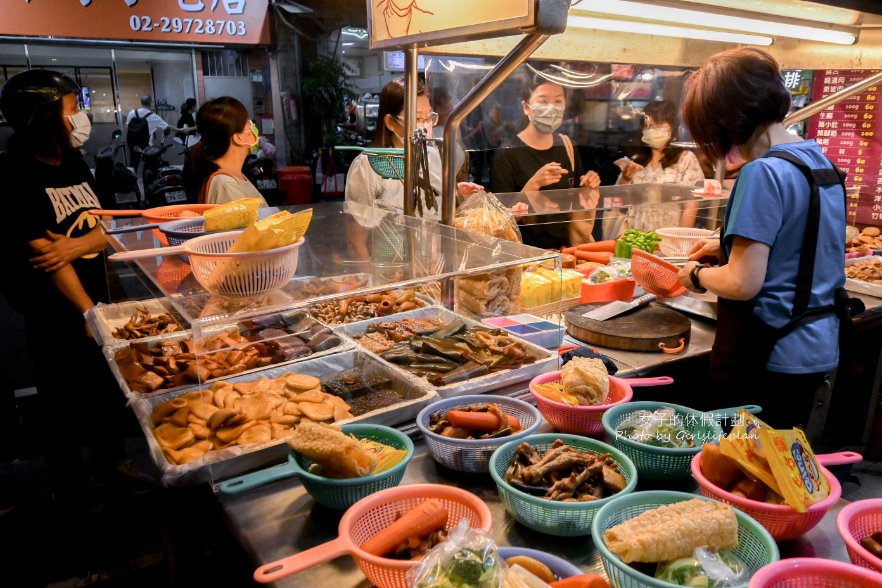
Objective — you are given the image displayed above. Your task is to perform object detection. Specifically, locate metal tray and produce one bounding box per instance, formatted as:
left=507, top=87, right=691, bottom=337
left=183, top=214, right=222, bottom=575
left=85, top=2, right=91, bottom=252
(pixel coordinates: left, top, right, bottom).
left=105, top=313, right=352, bottom=402
left=335, top=306, right=557, bottom=398
left=845, top=256, right=882, bottom=298
left=86, top=298, right=187, bottom=347
left=131, top=349, right=437, bottom=486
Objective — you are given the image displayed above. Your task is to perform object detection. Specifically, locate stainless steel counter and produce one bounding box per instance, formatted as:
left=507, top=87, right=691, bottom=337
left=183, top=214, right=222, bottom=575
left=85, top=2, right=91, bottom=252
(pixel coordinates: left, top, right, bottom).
left=216, top=421, right=853, bottom=588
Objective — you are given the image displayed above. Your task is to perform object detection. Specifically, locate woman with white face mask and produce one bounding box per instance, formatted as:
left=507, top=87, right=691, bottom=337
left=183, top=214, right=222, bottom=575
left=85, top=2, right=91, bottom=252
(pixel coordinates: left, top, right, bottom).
left=615, top=100, right=704, bottom=187
left=490, top=73, right=601, bottom=248
left=0, top=69, right=156, bottom=505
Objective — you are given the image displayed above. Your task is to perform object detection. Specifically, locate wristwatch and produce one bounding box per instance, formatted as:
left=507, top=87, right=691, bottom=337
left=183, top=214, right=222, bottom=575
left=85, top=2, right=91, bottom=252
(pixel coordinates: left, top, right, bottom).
left=689, top=263, right=708, bottom=293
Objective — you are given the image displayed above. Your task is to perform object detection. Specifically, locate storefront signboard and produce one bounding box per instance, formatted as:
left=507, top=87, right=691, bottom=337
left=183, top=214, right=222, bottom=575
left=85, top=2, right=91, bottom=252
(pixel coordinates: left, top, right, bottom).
left=1, top=0, right=270, bottom=45
left=369, top=0, right=535, bottom=49
left=807, top=70, right=882, bottom=226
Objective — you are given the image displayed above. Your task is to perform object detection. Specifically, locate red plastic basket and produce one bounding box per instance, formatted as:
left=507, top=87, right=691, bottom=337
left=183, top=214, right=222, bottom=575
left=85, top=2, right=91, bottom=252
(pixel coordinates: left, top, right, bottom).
left=529, top=371, right=672, bottom=436
left=252, top=484, right=493, bottom=587
left=691, top=451, right=862, bottom=541
left=95, top=203, right=219, bottom=246
left=748, top=557, right=882, bottom=587
left=837, top=498, right=882, bottom=574
left=631, top=249, right=687, bottom=298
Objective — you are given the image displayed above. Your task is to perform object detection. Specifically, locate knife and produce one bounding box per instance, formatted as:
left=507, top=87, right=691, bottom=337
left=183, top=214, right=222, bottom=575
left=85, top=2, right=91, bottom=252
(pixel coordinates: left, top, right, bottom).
left=582, top=293, right=657, bottom=322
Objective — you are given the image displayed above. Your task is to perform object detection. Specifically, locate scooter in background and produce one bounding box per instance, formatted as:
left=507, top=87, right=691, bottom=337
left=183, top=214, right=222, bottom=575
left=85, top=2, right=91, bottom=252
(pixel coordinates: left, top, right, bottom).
left=243, top=153, right=285, bottom=206
left=94, top=129, right=142, bottom=209
left=141, top=131, right=190, bottom=207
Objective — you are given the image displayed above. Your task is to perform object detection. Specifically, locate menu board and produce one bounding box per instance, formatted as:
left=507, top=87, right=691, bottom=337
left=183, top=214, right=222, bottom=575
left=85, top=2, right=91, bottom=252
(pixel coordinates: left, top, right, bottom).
left=807, top=70, right=881, bottom=225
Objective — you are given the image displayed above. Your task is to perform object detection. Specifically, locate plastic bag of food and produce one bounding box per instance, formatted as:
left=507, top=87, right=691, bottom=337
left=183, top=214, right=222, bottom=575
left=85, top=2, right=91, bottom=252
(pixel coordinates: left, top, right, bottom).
left=655, top=548, right=747, bottom=587
left=227, top=209, right=312, bottom=253
left=453, top=191, right=522, bottom=243
left=758, top=426, right=829, bottom=513
left=407, top=519, right=506, bottom=588
left=719, top=411, right=781, bottom=497
left=202, top=197, right=263, bottom=232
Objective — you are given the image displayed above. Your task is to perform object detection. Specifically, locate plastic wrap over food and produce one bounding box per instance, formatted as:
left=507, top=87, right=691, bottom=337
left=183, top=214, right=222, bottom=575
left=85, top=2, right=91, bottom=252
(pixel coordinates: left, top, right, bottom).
left=408, top=519, right=505, bottom=588
left=86, top=298, right=185, bottom=347
left=104, top=311, right=352, bottom=402
left=336, top=306, right=555, bottom=398
left=131, top=349, right=437, bottom=486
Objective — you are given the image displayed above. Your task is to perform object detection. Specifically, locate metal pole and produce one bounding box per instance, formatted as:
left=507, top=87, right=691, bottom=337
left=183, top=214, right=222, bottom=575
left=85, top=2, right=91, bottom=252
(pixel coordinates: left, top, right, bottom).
left=784, top=70, right=882, bottom=126
left=403, top=46, right=418, bottom=216
left=442, top=32, right=551, bottom=225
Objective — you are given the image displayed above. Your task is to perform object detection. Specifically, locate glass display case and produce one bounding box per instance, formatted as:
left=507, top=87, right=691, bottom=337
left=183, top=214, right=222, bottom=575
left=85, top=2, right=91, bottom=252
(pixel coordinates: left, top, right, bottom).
left=95, top=202, right=562, bottom=485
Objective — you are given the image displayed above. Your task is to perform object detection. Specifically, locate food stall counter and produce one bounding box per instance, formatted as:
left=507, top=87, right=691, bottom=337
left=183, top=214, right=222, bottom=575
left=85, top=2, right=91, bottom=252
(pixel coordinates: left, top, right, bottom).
left=215, top=424, right=854, bottom=588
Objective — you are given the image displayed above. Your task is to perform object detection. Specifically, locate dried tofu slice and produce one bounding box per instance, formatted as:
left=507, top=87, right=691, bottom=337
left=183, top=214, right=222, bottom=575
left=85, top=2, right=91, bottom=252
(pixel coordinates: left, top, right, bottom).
left=603, top=498, right=738, bottom=563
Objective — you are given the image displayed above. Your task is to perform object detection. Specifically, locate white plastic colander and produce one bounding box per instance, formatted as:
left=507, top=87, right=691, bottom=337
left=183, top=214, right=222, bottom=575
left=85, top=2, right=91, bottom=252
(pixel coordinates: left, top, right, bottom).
left=109, top=231, right=303, bottom=298
left=656, top=227, right=715, bottom=257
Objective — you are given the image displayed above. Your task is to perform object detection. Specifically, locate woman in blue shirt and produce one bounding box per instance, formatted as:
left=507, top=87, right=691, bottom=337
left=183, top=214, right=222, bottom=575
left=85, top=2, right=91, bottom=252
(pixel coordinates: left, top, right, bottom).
left=676, top=48, right=846, bottom=429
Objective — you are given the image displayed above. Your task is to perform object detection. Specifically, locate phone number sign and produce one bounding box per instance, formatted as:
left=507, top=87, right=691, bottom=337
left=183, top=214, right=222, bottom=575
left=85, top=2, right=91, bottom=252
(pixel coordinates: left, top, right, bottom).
left=2, top=0, right=269, bottom=45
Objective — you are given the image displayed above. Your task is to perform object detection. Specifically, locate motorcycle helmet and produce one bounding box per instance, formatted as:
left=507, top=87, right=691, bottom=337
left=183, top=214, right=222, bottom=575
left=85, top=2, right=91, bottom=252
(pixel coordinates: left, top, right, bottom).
left=0, top=69, right=80, bottom=131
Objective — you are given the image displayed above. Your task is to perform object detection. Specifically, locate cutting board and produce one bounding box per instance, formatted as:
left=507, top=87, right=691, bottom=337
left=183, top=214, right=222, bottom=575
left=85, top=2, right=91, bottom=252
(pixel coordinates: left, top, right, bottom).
left=564, top=303, right=691, bottom=352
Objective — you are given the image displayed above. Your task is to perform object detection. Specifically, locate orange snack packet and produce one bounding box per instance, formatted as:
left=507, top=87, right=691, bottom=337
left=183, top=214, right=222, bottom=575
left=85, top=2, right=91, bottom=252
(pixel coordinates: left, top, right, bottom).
left=719, top=410, right=781, bottom=496
left=758, top=426, right=829, bottom=513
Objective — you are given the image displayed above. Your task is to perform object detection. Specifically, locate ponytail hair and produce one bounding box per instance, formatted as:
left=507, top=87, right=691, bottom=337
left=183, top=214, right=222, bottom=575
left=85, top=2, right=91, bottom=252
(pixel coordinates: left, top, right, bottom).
left=182, top=96, right=249, bottom=202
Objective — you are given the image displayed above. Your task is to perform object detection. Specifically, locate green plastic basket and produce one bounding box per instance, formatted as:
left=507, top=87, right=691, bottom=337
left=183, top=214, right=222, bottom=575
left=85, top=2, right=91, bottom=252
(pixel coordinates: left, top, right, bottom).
left=294, top=424, right=414, bottom=510
left=592, top=490, right=780, bottom=588
left=488, top=433, right=638, bottom=537
left=601, top=402, right=760, bottom=482
left=337, top=146, right=404, bottom=179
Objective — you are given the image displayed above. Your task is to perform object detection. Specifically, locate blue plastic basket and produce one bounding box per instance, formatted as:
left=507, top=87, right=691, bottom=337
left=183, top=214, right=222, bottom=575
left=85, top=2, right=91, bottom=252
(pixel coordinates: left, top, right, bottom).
left=488, top=433, right=638, bottom=537
left=416, top=395, right=542, bottom=473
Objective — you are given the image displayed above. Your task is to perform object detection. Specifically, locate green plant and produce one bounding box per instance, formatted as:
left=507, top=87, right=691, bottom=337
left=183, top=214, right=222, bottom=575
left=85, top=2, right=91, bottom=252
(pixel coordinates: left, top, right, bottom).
left=301, top=54, right=356, bottom=146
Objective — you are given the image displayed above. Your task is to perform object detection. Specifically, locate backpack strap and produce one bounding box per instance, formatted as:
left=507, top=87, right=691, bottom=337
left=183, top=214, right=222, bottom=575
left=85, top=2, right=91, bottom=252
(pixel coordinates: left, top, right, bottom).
left=560, top=133, right=576, bottom=174
left=764, top=150, right=847, bottom=337
left=198, top=170, right=235, bottom=204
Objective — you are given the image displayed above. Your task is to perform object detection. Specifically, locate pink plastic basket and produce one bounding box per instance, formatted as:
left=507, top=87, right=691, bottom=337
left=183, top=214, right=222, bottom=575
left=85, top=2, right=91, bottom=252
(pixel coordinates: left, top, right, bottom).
left=691, top=451, right=863, bottom=541
left=529, top=371, right=672, bottom=436
left=837, top=498, right=882, bottom=574
left=748, top=557, right=882, bottom=587
left=252, top=484, right=493, bottom=587
left=630, top=249, right=687, bottom=298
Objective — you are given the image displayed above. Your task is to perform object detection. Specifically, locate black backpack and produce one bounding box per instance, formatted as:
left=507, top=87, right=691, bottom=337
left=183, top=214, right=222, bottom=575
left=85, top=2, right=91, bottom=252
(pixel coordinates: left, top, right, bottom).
left=127, top=109, right=152, bottom=148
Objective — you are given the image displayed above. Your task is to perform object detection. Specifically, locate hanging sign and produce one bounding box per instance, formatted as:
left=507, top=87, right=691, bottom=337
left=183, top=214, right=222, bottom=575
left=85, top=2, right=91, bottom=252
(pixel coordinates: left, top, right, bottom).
left=0, top=0, right=270, bottom=45
left=369, top=0, right=535, bottom=49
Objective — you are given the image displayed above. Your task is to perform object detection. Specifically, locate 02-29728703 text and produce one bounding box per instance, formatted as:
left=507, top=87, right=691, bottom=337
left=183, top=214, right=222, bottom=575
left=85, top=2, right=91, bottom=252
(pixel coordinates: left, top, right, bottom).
left=129, top=15, right=246, bottom=36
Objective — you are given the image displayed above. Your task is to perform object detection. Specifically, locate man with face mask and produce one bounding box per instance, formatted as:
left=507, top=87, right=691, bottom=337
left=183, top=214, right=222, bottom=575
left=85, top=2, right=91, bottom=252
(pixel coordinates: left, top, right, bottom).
left=0, top=69, right=155, bottom=509
left=490, top=72, right=601, bottom=248
left=615, top=100, right=704, bottom=187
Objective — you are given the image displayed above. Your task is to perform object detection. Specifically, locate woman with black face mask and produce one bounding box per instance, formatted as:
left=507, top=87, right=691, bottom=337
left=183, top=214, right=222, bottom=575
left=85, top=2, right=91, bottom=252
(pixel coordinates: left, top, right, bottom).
left=0, top=70, right=155, bottom=509
left=490, top=71, right=601, bottom=248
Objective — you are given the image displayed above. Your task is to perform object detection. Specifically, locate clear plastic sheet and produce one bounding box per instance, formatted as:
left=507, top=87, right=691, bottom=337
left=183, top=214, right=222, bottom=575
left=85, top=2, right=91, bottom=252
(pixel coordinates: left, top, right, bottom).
left=336, top=306, right=556, bottom=398
left=131, top=349, right=437, bottom=486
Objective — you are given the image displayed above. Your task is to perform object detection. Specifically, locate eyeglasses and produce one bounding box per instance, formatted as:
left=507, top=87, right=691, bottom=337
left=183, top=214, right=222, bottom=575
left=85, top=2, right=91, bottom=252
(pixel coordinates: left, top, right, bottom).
left=396, top=112, right=439, bottom=126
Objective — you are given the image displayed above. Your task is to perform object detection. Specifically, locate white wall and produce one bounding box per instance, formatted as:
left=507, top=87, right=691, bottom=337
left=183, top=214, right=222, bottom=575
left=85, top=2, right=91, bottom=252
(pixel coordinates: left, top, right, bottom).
left=203, top=77, right=254, bottom=114
left=152, top=60, right=196, bottom=127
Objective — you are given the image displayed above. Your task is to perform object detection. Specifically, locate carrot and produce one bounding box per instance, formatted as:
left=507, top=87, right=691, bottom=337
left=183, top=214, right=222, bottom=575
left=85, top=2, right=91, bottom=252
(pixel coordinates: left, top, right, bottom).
left=575, top=240, right=616, bottom=252
left=551, top=574, right=610, bottom=588
left=561, top=246, right=577, bottom=255
left=360, top=499, right=448, bottom=557
left=573, top=251, right=613, bottom=264
left=445, top=410, right=521, bottom=432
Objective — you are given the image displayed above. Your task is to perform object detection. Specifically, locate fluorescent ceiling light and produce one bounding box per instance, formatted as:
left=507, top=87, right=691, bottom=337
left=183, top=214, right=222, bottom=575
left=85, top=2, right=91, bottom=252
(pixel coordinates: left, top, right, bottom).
left=577, top=1, right=856, bottom=45
left=342, top=28, right=369, bottom=39
left=567, top=15, right=773, bottom=45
